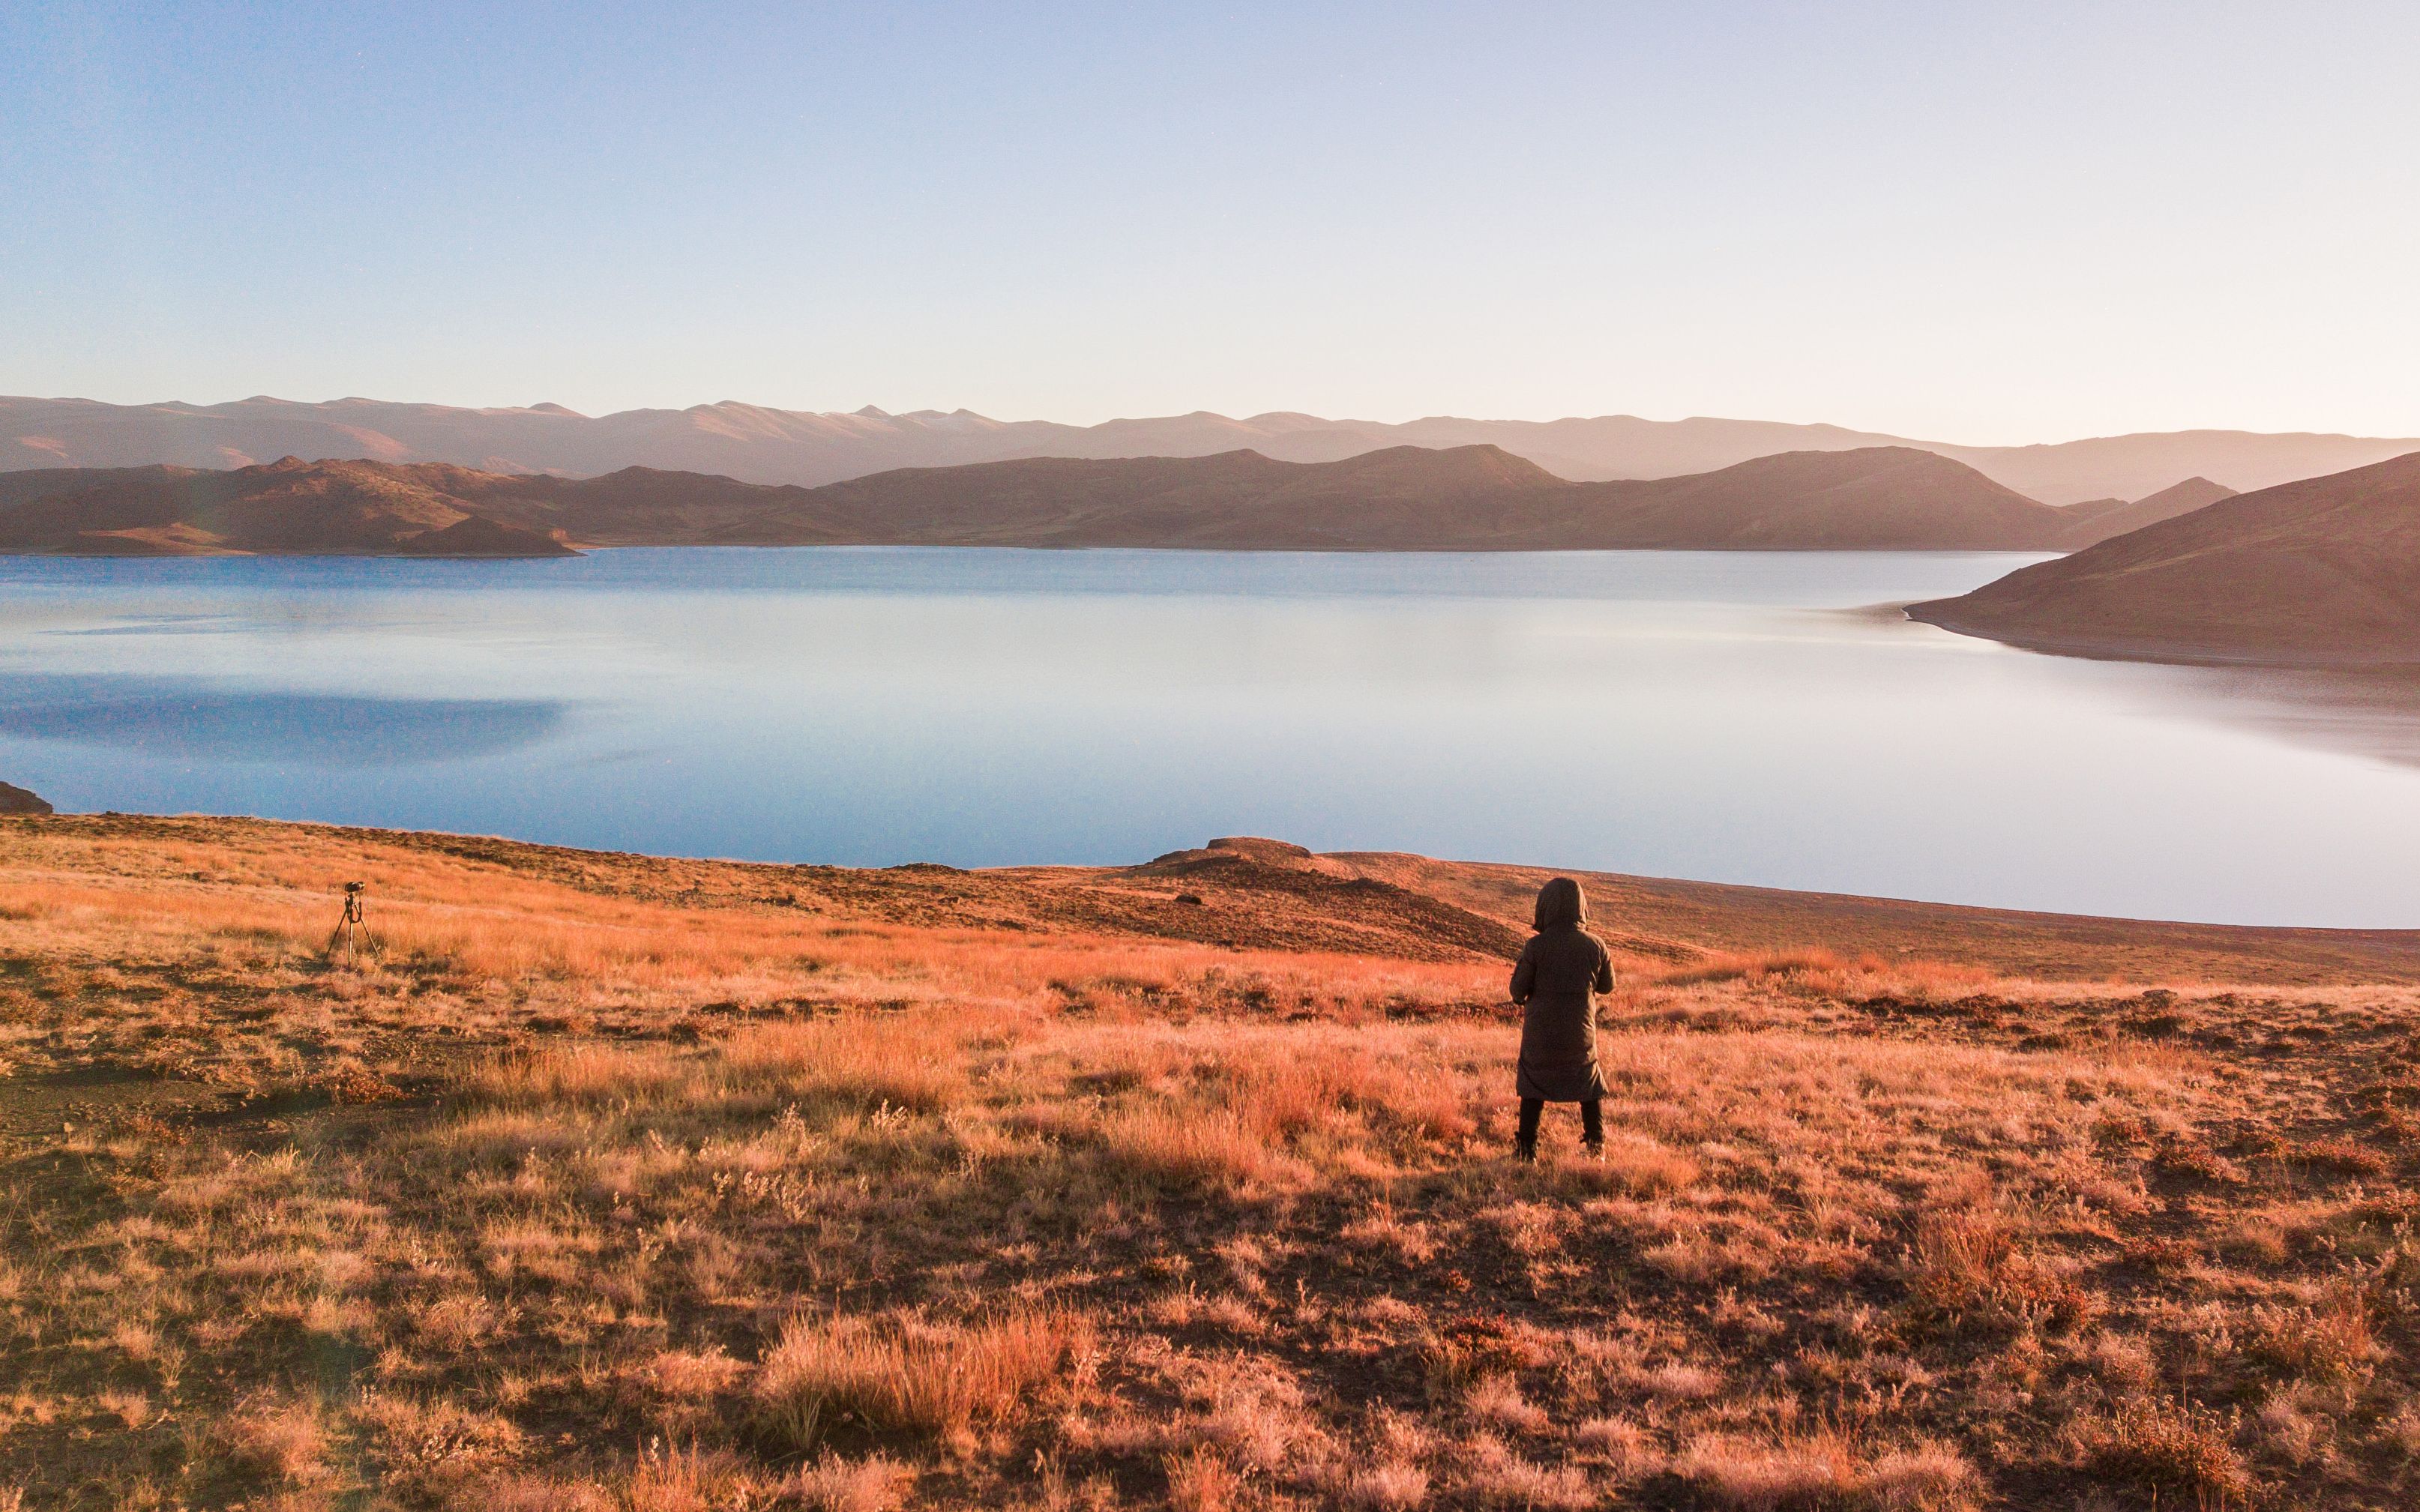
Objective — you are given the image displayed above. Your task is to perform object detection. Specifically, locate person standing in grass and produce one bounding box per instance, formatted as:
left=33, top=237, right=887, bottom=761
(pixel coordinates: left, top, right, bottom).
left=1508, top=876, right=1613, bottom=1161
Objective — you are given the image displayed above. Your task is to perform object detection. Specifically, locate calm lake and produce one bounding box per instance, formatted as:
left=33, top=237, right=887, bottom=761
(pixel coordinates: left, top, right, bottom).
left=3, top=548, right=2418, bottom=927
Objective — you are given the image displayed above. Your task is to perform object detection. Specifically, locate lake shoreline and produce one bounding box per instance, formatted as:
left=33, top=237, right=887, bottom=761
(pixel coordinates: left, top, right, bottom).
left=1907, top=601, right=2420, bottom=670
left=11, top=810, right=2420, bottom=984
left=0, top=540, right=2090, bottom=560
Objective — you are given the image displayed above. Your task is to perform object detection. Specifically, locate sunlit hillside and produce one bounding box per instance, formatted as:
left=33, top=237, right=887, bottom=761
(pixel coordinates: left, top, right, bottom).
left=0, top=816, right=2414, bottom=1509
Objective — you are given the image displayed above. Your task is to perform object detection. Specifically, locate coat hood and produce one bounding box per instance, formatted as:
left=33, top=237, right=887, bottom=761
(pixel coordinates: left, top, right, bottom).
left=1532, top=876, right=1588, bottom=930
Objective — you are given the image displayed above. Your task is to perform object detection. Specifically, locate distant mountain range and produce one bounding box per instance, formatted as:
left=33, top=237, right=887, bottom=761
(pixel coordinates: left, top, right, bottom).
left=1910, top=452, right=2420, bottom=665
left=0, top=445, right=2198, bottom=556
left=4, top=394, right=2413, bottom=505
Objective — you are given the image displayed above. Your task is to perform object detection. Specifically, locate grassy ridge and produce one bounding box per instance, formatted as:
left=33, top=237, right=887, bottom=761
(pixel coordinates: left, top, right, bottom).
left=2, top=817, right=2419, bottom=1508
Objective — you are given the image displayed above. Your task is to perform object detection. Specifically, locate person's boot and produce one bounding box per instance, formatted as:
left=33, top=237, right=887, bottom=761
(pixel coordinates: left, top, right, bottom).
left=1513, top=1135, right=1537, bottom=1163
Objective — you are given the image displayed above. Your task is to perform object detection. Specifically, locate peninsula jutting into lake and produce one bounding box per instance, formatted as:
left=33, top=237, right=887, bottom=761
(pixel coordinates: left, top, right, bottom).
left=1910, top=451, right=2420, bottom=666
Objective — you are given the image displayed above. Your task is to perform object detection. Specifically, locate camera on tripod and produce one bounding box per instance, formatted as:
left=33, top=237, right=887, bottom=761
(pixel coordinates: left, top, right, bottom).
left=328, top=881, right=377, bottom=965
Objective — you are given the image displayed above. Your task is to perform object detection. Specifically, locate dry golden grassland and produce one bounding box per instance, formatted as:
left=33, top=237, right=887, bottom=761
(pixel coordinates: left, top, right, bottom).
left=3, top=816, right=2419, bottom=1510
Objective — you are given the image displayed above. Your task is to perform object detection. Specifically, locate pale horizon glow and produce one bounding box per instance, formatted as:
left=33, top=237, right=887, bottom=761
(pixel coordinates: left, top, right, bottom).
left=4, top=2, right=2417, bottom=445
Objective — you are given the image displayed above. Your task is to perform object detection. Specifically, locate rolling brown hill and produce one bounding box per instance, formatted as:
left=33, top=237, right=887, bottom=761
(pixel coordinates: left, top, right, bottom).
left=0, top=445, right=2097, bottom=553
left=756, top=443, right=1589, bottom=548
left=1562, top=446, right=2067, bottom=549
left=423, top=446, right=1582, bottom=549
left=1910, top=451, right=2420, bottom=665
left=533, top=442, right=2091, bottom=549
left=0, top=456, right=577, bottom=556
left=2051, top=475, right=2236, bottom=546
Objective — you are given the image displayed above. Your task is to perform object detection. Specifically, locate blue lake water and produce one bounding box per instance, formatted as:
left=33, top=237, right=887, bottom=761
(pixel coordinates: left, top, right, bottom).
left=3, top=547, right=2419, bottom=927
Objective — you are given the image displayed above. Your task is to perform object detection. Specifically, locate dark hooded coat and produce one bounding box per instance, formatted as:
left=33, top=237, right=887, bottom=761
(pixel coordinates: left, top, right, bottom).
left=1509, top=876, right=1613, bottom=1102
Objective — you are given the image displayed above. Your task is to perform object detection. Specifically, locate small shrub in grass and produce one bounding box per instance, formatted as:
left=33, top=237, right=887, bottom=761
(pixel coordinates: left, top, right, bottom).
left=622, top=1443, right=779, bottom=1512
left=2245, top=1288, right=2379, bottom=1382
left=1350, top=1060, right=1475, bottom=1142
left=786, top=1449, right=911, bottom=1512
left=1343, top=1460, right=1432, bottom=1511
left=1677, top=1432, right=1977, bottom=1511
left=637, top=1346, right=747, bottom=1403
left=1457, top=1433, right=1597, bottom=1509
left=2291, top=1135, right=2391, bottom=1177
left=1099, top=1104, right=1303, bottom=1190
left=756, top=1306, right=1093, bottom=1447
left=1905, top=1202, right=2094, bottom=1336
left=1576, top=1415, right=1662, bottom=1478
left=316, top=1059, right=403, bottom=1103
left=1655, top=949, right=1857, bottom=988
left=212, top=1394, right=328, bottom=1485
left=1423, top=1313, right=1559, bottom=1403
left=2070, top=1399, right=2251, bottom=1506
left=1164, top=1446, right=1243, bottom=1512
left=1636, top=1362, right=1723, bottom=1404
left=1858, top=1444, right=1981, bottom=1511
left=2153, top=1135, right=2245, bottom=1186
left=2382, top=1401, right=2420, bottom=1460
left=721, top=1016, right=967, bottom=1112
left=475, top=1474, right=618, bottom=1512
left=1556, top=1131, right=1701, bottom=1195
left=474, top=1042, right=696, bottom=1106
left=355, top=1391, right=529, bottom=1492
left=2254, top=1391, right=2326, bottom=1466
left=1677, top=1432, right=1857, bottom=1510
left=1463, top=1373, right=1547, bottom=1433
left=96, top=1388, right=151, bottom=1429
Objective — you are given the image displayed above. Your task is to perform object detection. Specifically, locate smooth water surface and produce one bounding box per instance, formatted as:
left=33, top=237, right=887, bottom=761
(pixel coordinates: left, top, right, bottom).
left=3, top=548, right=2419, bottom=927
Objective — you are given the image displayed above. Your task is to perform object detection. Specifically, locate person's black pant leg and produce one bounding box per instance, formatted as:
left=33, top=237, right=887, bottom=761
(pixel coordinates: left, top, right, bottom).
left=1581, top=1098, right=1604, bottom=1147
left=1517, top=1098, right=1543, bottom=1148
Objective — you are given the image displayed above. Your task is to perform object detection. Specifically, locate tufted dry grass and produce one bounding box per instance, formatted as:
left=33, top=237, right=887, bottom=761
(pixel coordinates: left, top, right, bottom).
left=4, top=816, right=2420, bottom=1508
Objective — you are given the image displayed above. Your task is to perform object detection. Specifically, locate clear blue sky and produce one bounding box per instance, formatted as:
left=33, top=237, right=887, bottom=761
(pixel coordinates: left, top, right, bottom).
left=4, top=1, right=2416, bottom=441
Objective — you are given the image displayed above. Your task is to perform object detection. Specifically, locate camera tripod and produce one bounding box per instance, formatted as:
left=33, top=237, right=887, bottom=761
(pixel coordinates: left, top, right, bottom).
left=328, top=881, right=379, bottom=966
